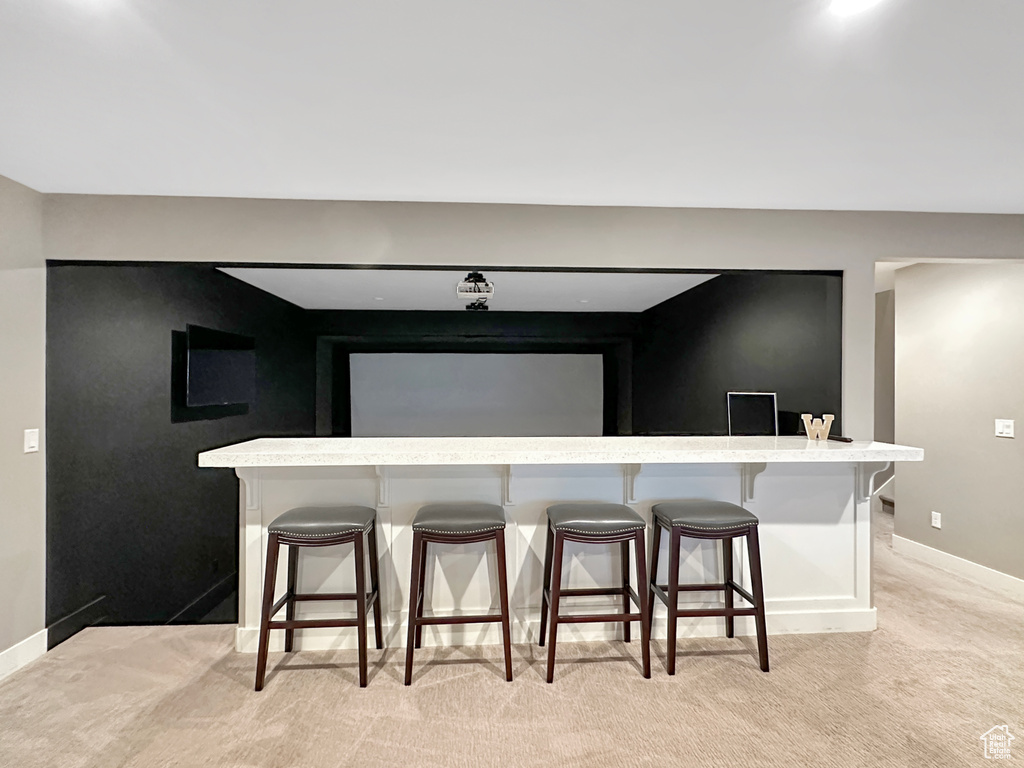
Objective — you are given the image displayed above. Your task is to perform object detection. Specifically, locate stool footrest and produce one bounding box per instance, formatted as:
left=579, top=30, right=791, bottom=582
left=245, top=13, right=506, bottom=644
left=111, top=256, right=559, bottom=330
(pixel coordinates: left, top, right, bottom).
left=544, top=586, right=642, bottom=604
left=270, top=590, right=378, bottom=618
left=414, top=613, right=505, bottom=626
left=652, top=581, right=755, bottom=607
left=654, top=582, right=726, bottom=593
left=556, top=586, right=630, bottom=598
left=268, top=618, right=362, bottom=630
left=671, top=607, right=757, bottom=619
left=555, top=611, right=644, bottom=624
left=293, top=592, right=368, bottom=602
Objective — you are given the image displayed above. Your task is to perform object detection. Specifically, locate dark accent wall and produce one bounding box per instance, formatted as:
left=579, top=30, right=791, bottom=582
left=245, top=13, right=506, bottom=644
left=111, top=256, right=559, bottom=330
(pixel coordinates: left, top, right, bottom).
left=632, top=273, right=843, bottom=436
left=308, top=310, right=641, bottom=437
left=46, top=264, right=315, bottom=644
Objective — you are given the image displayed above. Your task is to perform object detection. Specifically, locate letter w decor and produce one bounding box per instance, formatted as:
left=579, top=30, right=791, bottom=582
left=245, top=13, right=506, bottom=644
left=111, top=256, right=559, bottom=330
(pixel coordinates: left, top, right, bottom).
left=801, top=413, right=835, bottom=440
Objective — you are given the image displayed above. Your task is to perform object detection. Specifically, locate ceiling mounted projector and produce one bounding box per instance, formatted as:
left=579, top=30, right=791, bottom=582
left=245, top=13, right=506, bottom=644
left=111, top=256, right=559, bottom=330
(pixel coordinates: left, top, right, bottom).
left=456, top=271, right=494, bottom=311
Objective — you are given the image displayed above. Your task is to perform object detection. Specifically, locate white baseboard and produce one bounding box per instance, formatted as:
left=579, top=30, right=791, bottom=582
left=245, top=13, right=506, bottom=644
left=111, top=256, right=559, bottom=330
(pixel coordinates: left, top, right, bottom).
left=764, top=607, right=877, bottom=634
left=0, top=629, right=47, bottom=683
left=893, top=535, right=1024, bottom=601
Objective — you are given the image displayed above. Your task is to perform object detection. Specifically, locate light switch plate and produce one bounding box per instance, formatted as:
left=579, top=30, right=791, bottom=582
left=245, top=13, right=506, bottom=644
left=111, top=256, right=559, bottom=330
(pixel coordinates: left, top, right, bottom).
left=995, top=419, right=1015, bottom=438
left=24, top=428, right=39, bottom=453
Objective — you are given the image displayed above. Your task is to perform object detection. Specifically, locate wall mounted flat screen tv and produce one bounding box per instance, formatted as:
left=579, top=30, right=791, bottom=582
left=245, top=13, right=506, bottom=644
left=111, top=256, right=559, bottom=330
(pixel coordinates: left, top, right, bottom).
left=186, top=325, right=256, bottom=407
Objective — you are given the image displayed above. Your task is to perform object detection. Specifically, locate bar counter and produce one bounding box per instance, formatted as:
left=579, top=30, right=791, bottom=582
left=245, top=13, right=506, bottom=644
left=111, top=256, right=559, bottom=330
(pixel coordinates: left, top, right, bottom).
left=198, top=436, right=923, bottom=652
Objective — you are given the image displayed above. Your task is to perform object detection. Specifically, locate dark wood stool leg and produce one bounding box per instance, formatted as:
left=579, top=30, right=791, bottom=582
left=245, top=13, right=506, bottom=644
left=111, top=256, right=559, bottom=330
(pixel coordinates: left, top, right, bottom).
left=723, top=535, right=735, bottom=639
left=545, top=531, right=565, bottom=683
left=538, top=522, right=555, bottom=647
left=354, top=530, right=369, bottom=687
left=633, top=529, right=651, bottom=679
left=404, top=531, right=423, bottom=686
left=494, top=529, right=514, bottom=682
left=746, top=527, right=770, bottom=672
left=414, top=536, right=429, bottom=650
left=285, top=544, right=298, bottom=653
left=666, top=527, right=681, bottom=676
left=255, top=533, right=281, bottom=691
left=367, top=522, right=384, bottom=650
left=648, top=519, right=662, bottom=629
left=620, top=540, right=631, bottom=643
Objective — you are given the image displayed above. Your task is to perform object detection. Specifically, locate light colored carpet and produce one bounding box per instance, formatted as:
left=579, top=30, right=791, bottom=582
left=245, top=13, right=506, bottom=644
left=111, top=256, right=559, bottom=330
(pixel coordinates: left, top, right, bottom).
left=1, top=511, right=1021, bottom=767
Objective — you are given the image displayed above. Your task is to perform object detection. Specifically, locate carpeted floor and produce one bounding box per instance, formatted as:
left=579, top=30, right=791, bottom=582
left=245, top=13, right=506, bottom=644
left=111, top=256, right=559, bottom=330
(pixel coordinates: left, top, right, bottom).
left=1, top=511, right=1020, bottom=767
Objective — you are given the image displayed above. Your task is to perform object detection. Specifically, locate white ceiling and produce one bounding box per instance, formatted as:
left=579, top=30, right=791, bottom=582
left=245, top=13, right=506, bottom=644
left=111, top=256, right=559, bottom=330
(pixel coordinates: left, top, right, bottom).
left=219, top=268, right=716, bottom=312
left=2, top=1, right=1023, bottom=213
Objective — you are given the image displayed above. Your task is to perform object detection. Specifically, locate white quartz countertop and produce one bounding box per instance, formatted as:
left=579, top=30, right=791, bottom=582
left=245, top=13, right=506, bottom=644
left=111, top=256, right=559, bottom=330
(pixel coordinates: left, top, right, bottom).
left=197, top=436, right=923, bottom=468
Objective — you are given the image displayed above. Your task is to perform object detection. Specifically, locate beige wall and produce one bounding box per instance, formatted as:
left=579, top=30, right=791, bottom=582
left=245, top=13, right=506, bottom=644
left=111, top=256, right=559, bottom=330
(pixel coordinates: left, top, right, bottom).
left=40, top=195, right=1024, bottom=441
left=42, top=196, right=1024, bottom=268
left=875, top=290, right=896, bottom=444
left=894, top=263, right=1024, bottom=580
left=0, top=175, right=46, bottom=660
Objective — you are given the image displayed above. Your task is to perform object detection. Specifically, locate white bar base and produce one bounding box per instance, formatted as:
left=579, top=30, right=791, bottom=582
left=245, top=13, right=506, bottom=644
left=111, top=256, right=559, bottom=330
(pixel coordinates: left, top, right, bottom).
left=0, top=629, right=47, bottom=682
left=231, top=461, right=881, bottom=654
left=892, top=535, right=1024, bottom=601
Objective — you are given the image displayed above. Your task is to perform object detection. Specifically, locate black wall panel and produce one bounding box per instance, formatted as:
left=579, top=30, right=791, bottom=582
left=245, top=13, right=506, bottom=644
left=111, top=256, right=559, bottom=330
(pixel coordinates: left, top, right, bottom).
left=46, top=264, right=315, bottom=643
left=632, top=273, right=843, bottom=436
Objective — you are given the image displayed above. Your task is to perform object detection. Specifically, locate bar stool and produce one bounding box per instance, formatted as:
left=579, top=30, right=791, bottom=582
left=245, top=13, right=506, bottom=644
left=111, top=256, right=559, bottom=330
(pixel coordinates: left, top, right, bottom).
left=648, top=500, right=768, bottom=674
left=404, top=502, right=513, bottom=685
left=255, top=505, right=383, bottom=691
left=539, top=503, right=651, bottom=683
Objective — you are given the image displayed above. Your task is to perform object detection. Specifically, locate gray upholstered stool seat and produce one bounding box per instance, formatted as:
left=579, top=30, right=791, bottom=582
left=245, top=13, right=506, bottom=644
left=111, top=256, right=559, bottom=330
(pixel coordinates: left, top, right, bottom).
left=652, top=500, right=758, bottom=531
left=546, top=502, right=646, bottom=535
left=268, top=505, right=376, bottom=538
left=412, top=502, right=506, bottom=535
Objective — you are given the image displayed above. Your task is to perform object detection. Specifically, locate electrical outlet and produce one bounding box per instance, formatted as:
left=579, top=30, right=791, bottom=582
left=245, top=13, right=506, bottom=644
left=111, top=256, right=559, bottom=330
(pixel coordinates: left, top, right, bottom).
left=931, top=511, right=941, bottom=529
left=995, top=419, right=1015, bottom=438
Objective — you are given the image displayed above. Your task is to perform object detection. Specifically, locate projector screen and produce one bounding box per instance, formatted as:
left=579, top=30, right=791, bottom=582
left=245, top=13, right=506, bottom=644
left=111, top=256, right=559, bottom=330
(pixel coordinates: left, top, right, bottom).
left=350, top=353, right=604, bottom=437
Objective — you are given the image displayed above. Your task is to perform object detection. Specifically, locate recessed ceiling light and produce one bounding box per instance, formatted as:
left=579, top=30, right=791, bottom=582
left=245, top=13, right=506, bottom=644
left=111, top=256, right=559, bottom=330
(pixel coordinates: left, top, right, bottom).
left=830, top=0, right=886, bottom=17
left=578, top=299, right=590, bottom=304
left=373, top=297, right=384, bottom=301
